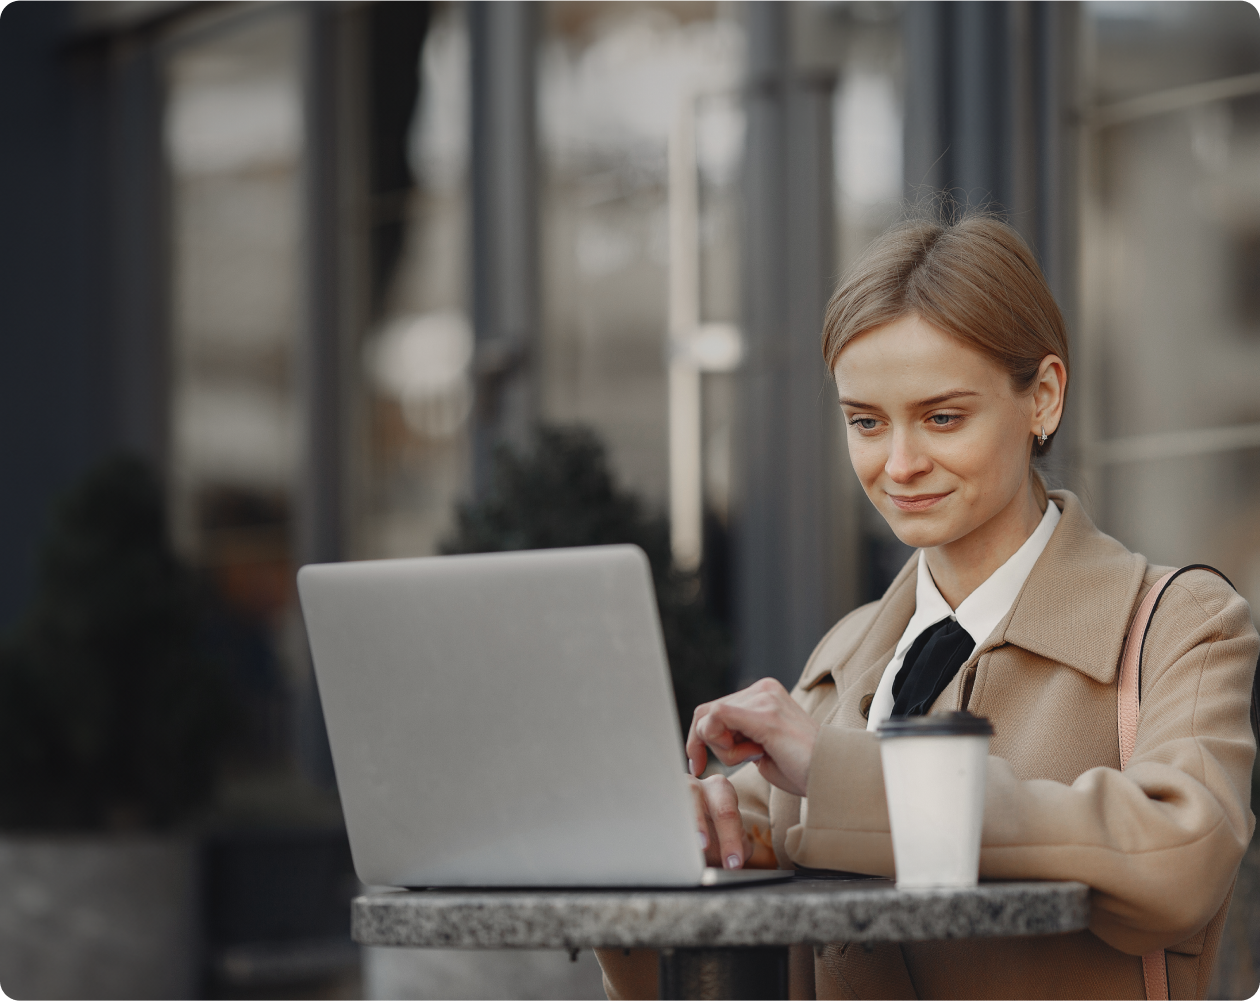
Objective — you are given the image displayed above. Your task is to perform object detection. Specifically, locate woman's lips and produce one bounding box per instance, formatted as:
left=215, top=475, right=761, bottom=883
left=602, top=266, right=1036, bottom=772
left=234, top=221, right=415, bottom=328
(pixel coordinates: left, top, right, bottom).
left=887, top=491, right=950, bottom=512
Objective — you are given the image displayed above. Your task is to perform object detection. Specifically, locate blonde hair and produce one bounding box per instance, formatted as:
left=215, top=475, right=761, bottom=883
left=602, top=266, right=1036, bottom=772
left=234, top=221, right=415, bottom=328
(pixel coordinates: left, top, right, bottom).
left=821, top=216, right=1069, bottom=457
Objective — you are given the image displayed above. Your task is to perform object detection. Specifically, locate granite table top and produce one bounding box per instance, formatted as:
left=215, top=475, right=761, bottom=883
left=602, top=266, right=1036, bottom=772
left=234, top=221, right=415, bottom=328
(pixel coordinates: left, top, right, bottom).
left=352, top=878, right=1091, bottom=950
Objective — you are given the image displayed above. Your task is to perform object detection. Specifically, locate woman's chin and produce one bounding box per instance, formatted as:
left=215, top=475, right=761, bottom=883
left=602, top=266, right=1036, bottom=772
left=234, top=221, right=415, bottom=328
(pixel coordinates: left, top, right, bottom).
left=883, top=511, right=956, bottom=551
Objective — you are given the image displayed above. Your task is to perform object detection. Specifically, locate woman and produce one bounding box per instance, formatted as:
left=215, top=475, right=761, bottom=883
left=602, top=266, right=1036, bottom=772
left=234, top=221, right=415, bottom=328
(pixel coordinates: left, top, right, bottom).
left=599, top=217, right=1258, bottom=1000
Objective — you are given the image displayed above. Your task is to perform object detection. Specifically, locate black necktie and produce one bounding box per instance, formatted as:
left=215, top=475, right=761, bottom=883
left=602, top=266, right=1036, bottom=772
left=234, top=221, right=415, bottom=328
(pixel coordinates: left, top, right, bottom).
left=890, top=617, right=976, bottom=717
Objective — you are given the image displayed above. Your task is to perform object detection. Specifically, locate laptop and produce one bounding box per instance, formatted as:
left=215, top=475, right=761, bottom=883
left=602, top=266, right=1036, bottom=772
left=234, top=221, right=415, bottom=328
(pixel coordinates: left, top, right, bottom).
left=296, top=544, right=792, bottom=888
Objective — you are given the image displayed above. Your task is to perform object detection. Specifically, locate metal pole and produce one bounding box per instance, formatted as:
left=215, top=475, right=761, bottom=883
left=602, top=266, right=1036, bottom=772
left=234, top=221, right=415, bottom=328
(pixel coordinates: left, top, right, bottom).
left=902, top=1, right=951, bottom=199
left=738, top=3, right=837, bottom=686
left=469, top=1, right=538, bottom=497
left=299, top=1, right=343, bottom=569
left=739, top=2, right=791, bottom=687
left=784, top=70, right=836, bottom=676
left=1032, top=4, right=1083, bottom=322
left=1036, top=3, right=1082, bottom=491
left=294, top=2, right=347, bottom=788
left=659, top=947, right=789, bottom=1001
left=952, top=1, right=1008, bottom=208
left=107, top=35, right=168, bottom=471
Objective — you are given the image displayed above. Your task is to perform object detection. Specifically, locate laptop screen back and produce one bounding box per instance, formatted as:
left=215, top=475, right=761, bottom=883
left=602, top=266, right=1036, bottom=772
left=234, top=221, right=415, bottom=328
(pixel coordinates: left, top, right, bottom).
left=297, top=545, right=704, bottom=887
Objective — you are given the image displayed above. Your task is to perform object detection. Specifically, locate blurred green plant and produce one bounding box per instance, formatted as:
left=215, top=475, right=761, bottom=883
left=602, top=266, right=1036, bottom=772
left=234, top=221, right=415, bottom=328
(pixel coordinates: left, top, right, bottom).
left=442, top=425, right=732, bottom=730
left=0, top=455, right=233, bottom=831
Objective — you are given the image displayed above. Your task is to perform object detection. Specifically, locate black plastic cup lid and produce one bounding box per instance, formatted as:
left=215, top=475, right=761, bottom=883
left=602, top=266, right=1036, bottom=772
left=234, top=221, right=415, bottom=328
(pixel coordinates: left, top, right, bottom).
left=876, top=710, right=994, bottom=738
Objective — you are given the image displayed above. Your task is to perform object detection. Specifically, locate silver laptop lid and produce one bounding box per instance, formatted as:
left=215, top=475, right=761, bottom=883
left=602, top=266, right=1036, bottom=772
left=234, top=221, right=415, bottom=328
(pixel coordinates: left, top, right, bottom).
left=297, top=545, right=705, bottom=887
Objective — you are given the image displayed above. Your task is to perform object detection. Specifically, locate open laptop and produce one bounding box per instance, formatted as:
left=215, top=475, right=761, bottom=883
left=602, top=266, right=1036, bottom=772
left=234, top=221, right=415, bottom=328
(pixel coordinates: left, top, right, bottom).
left=296, top=544, right=792, bottom=888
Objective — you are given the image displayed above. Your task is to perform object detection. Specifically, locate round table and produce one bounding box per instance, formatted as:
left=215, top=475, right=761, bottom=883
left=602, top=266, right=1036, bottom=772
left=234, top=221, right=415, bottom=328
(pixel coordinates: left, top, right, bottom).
left=353, top=877, right=1090, bottom=1000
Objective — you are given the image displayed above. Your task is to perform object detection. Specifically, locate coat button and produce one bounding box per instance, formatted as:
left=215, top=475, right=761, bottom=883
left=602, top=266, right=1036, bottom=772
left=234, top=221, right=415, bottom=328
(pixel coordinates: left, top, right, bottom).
left=859, top=693, right=874, bottom=719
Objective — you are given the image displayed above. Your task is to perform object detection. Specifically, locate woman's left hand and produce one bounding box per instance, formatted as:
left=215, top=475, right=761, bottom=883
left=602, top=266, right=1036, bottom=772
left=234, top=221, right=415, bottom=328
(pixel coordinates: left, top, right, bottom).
left=686, top=678, right=820, bottom=797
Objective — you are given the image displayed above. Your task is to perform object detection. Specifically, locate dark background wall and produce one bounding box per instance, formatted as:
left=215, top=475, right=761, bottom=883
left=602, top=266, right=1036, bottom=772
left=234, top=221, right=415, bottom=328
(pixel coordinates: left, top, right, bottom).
left=0, top=2, right=113, bottom=628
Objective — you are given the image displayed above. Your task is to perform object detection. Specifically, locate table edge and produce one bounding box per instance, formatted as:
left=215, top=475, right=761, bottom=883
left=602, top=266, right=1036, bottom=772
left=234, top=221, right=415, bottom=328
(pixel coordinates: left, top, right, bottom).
left=350, top=879, right=1092, bottom=949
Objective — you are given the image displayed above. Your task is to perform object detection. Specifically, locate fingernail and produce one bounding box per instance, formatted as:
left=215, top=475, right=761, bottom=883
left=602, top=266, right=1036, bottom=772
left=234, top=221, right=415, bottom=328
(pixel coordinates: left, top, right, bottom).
left=698, top=831, right=708, bottom=849
left=748, top=753, right=764, bottom=762
left=725, top=854, right=740, bottom=870
left=687, top=758, right=695, bottom=776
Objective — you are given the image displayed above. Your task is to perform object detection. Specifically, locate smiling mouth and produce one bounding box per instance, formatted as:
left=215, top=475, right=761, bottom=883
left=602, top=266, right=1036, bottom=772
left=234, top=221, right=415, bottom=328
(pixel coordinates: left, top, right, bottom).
left=887, top=492, right=950, bottom=512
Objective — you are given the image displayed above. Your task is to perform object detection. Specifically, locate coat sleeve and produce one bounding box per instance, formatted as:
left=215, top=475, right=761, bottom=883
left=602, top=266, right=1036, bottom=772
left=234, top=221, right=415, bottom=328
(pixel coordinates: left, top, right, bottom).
left=785, top=573, right=1259, bottom=955
left=729, top=605, right=876, bottom=869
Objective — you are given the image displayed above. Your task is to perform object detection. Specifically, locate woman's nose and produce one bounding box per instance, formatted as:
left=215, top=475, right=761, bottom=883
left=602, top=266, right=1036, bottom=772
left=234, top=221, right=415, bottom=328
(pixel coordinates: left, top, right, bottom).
left=884, top=430, right=932, bottom=483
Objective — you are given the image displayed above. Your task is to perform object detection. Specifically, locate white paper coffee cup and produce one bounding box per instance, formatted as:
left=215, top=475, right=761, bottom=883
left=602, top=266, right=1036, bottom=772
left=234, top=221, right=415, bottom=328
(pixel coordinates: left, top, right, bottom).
left=876, top=712, right=993, bottom=889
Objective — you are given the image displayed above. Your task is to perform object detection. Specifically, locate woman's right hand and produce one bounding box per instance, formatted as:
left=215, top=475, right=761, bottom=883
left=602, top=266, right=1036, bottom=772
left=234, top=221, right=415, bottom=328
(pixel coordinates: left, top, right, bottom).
left=688, top=773, right=755, bottom=870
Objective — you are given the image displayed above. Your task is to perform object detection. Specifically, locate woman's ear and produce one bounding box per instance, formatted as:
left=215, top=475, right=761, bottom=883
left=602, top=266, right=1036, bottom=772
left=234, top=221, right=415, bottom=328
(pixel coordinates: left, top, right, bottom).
left=1031, top=354, right=1067, bottom=435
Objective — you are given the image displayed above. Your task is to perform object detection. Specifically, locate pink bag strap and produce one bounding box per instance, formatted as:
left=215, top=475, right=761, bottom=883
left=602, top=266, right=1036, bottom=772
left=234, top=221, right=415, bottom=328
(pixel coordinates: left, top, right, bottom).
left=1118, top=564, right=1233, bottom=1001
left=1119, top=565, right=1233, bottom=768
left=1117, top=571, right=1176, bottom=770
left=1140, top=952, right=1169, bottom=1001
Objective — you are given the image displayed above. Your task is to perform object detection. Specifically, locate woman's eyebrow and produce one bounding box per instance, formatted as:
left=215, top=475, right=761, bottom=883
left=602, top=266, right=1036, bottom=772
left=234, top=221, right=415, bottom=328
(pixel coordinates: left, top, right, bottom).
left=837, top=390, right=980, bottom=410
left=914, top=390, right=981, bottom=408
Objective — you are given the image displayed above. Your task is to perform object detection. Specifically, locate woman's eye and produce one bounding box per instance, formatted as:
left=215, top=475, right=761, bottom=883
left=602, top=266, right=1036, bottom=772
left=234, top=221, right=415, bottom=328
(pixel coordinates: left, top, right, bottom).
left=929, top=414, right=959, bottom=426
left=851, top=418, right=879, bottom=431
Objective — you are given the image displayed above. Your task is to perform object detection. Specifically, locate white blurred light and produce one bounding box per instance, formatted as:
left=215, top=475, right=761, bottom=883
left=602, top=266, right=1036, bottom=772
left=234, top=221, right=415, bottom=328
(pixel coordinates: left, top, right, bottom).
left=408, top=9, right=469, bottom=191
left=1190, top=103, right=1231, bottom=174
left=1088, top=0, right=1194, bottom=18
left=540, top=12, right=744, bottom=172
left=673, top=322, right=743, bottom=372
left=576, top=220, right=637, bottom=276
left=835, top=71, right=903, bottom=205
left=811, top=0, right=902, bottom=20
left=168, top=77, right=301, bottom=174
left=696, top=96, right=745, bottom=188
left=173, top=383, right=297, bottom=489
left=368, top=311, right=474, bottom=438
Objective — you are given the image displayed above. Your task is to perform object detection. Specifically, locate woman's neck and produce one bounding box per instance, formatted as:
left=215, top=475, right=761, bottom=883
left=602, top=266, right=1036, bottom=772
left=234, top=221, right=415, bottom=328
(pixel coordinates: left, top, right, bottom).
left=924, top=477, right=1047, bottom=609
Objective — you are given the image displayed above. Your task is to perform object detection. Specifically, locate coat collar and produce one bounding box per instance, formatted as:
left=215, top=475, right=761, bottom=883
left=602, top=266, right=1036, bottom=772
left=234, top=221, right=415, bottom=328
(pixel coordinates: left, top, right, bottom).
left=798, top=490, right=1147, bottom=690
left=997, top=490, right=1148, bottom=684
left=799, top=548, right=917, bottom=690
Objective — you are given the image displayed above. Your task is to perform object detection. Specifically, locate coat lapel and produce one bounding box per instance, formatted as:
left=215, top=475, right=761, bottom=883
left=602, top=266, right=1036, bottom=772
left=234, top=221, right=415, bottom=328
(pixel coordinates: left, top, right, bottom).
left=799, top=550, right=919, bottom=693
left=994, top=491, right=1149, bottom=685
left=798, top=491, right=1145, bottom=712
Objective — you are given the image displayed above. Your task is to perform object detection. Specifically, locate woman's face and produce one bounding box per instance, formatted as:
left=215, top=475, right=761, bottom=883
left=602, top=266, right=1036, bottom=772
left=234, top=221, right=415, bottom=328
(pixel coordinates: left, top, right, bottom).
left=833, top=313, right=1049, bottom=551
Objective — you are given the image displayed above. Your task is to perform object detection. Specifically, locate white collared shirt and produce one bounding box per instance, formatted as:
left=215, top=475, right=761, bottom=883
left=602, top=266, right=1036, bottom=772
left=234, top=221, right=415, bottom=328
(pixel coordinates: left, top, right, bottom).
left=864, top=499, right=1061, bottom=731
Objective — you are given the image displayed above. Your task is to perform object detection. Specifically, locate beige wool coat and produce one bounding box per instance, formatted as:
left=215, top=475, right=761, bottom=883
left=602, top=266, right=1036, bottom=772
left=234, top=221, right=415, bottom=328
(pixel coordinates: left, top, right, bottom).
left=598, top=490, right=1258, bottom=1000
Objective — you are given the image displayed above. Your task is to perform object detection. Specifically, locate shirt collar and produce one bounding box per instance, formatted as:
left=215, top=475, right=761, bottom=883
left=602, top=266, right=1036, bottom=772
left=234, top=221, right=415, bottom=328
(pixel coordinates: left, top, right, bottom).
left=954, top=499, right=1060, bottom=647
left=899, top=499, right=1061, bottom=655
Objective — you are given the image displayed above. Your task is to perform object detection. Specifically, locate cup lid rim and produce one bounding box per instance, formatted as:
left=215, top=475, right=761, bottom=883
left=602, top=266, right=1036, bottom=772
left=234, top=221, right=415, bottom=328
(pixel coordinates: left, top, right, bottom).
left=876, top=710, right=994, bottom=738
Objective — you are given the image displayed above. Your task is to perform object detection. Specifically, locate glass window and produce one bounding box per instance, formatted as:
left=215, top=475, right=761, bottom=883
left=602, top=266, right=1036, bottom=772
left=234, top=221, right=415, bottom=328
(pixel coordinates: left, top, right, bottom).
left=1081, top=15, right=1260, bottom=996
left=356, top=3, right=473, bottom=561
left=166, top=8, right=306, bottom=771
left=1080, top=2, right=1260, bottom=611
left=538, top=2, right=746, bottom=571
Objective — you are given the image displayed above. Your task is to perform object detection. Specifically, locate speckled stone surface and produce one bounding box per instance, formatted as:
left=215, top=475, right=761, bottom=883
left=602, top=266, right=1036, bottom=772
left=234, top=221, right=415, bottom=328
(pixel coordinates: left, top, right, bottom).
left=353, top=879, right=1090, bottom=950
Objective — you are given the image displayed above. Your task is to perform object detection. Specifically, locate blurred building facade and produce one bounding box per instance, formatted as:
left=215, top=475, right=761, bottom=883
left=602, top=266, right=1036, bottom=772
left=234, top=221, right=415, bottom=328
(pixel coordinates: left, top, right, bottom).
left=6, top=1, right=1253, bottom=688
left=1, top=1, right=1259, bottom=997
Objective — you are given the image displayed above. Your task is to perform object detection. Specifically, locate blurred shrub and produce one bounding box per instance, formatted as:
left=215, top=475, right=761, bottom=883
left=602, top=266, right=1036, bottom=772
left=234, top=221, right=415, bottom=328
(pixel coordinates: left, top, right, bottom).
left=442, top=425, right=731, bottom=729
left=0, top=455, right=233, bottom=830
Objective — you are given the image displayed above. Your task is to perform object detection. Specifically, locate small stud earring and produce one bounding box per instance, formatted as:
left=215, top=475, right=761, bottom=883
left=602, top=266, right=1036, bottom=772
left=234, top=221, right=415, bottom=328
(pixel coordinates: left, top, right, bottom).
left=1038, top=427, right=1048, bottom=446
